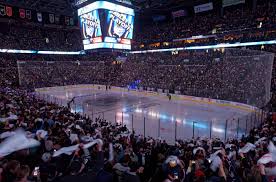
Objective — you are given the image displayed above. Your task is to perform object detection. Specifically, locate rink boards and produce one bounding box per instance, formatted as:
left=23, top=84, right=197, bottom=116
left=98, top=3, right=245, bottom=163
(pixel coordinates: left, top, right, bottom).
left=35, top=84, right=263, bottom=143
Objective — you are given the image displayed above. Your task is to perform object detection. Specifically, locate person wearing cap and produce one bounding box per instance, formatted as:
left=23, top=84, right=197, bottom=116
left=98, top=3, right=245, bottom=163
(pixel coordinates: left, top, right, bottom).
left=163, top=156, right=184, bottom=182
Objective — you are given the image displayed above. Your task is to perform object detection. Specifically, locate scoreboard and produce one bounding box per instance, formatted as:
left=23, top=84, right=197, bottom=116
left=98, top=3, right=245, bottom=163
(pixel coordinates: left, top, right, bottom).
left=78, top=1, right=135, bottom=50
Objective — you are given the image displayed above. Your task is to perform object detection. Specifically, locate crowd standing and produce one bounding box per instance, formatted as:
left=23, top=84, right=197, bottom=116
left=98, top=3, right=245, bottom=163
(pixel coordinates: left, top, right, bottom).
left=2, top=80, right=276, bottom=182
left=1, top=1, right=276, bottom=182
left=0, top=1, right=275, bottom=108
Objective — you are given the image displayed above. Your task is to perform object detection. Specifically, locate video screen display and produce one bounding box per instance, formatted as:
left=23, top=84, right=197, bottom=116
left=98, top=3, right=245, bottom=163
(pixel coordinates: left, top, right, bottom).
left=78, top=1, right=135, bottom=50
left=79, top=10, right=102, bottom=46
left=106, top=11, right=134, bottom=39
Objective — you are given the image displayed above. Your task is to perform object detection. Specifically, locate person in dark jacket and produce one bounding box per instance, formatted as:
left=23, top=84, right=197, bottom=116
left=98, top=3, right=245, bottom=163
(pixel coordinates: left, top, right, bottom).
left=1, top=160, right=20, bottom=182
left=55, top=140, right=107, bottom=182
left=113, top=154, right=131, bottom=182
left=123, top=162, right=143, bottom=182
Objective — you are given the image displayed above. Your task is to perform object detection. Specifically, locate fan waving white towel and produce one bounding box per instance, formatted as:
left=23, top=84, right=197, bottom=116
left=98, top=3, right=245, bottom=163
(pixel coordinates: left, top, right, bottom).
left=0, top=129, right=40, bottom=157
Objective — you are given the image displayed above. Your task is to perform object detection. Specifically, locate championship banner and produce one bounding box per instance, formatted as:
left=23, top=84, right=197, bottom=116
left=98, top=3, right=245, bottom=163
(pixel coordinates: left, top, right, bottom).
left=0, top=5, right=6, bottom=16
left=172, top=9, right=187, bottom=18
left=70, top=17, right=74, bottom=25
left=65, top=16, right=70, bottom=25
left=0, top=4, right=74, bottom=26
left=223, top=0, right=245, bottom=7
left=49, top=14, right=54, bottom=23
left=37, top=12, right=42, bottom=22
left=26, top=10, right=31, bottom=19
left=55, top=15, right=60, bottom=24
left=19, top=9, right=25, bottom=18
left=6, top=6, right=12, bottom=17
left=194, top=2, right=213, bottom=13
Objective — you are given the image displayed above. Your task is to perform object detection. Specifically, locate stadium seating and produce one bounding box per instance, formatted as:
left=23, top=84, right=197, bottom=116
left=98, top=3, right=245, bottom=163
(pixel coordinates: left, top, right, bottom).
left=134, top=2, right=276, bottom=50
left=1, top=1, right=276, bottom=182
left=0, top=22, right=82, bottom=51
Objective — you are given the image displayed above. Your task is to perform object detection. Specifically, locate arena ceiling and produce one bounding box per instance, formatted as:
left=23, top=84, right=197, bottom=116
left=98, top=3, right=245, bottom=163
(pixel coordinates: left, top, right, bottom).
left=0, top=0, right=211, bottom=16
left=132, top=0, right=209, bottom=11
left=0, top=0, right=75, bottom=15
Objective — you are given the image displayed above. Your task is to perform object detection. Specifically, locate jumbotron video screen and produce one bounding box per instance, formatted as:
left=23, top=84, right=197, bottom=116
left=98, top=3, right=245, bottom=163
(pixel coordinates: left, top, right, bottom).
left=78, top=1, right=135, bottom=50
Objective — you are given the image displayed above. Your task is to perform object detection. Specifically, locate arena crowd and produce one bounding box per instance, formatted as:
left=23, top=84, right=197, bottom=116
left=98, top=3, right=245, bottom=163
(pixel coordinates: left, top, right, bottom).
left=1, top=79, right=276, bottom=182
left=1, top=0, right=276, bottom=182
left=11, top=48, right=272, bottom=108
left=134, top=1, right=276, bottom=50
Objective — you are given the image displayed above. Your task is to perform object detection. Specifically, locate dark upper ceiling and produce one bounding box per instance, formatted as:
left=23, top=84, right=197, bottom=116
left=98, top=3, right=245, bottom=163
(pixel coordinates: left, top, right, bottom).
left=132, top=0, right=211, bottom=12
left=0, top=0, right=75, bottom=15
left=0, top=0, right=214, bottom=16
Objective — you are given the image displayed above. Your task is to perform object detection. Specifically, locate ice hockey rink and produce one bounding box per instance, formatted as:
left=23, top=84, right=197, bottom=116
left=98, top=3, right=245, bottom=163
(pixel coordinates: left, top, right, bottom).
left=36, top=85, right=259, bottom=144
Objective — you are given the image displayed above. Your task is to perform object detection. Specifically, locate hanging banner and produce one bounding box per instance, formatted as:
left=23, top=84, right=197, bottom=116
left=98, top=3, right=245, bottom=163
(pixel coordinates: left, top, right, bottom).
left=26, top=10, right=31, bottom=19
left=65, top=16, right=70, bottom=25
left=223, top=0, right=245, bottom=7
left=70, top=17, right=74, bottom=25
left=6, top=6, right=12, bottom=17
left=0, top=5, right=6, bottom=16
left=172, top=9, right=187, bottom=18
left=0, top=3, right=74, bottom=26
left=49, top=14, right=54, bottom=23
left=55, top=15, right=60, bottom=24
left=37, top=12, right=42, bottom=22
left=194, top=2, right=213, bottom=13
left=19, top=9, right=25, bottom=18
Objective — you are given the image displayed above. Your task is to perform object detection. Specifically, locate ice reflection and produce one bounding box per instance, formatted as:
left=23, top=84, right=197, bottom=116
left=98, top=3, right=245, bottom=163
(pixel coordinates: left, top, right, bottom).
left=38, top=87, right=253, bottom=143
